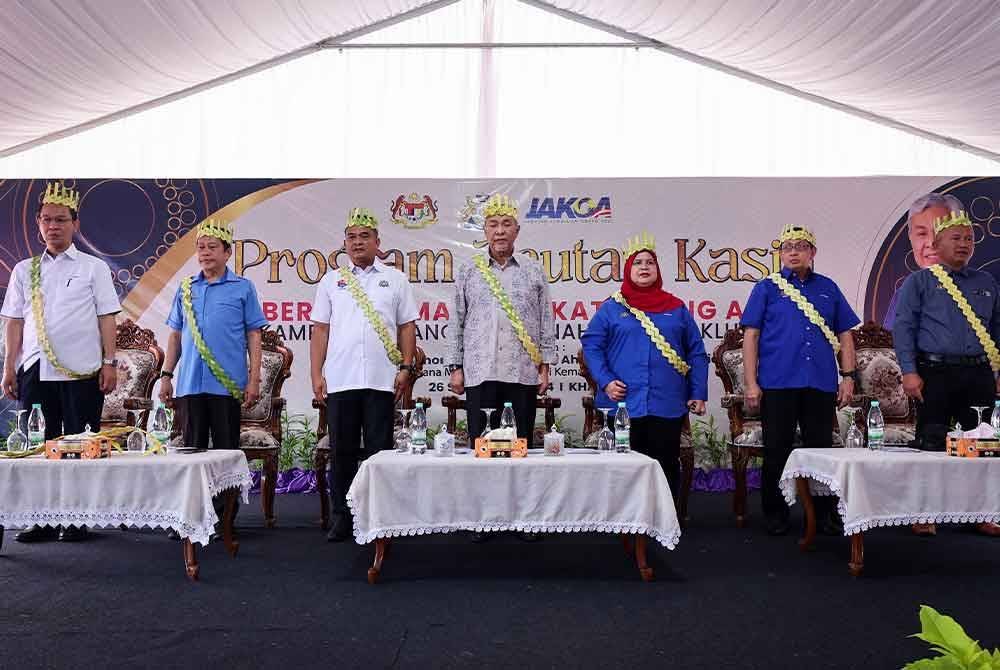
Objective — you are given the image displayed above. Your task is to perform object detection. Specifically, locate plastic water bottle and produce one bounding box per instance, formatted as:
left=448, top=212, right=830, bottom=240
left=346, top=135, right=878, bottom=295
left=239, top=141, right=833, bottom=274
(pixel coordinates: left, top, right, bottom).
left=27, top=403, right=45, bottom=447
left=500, top=402, right=517, bottom=434
left=991, top=400, right=1000, bottom=439
left=614, top=402, right=630, bottom=453
left=151, top=403, right=171, bottom=447
left=867, top=400, right=884, bottom=450
left=410, top=403, right=427, bottom=454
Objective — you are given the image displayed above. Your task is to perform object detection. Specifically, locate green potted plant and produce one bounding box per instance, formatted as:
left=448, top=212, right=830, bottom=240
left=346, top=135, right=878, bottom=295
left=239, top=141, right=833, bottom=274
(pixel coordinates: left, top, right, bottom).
left=904, top=605, right=1000, bottom=669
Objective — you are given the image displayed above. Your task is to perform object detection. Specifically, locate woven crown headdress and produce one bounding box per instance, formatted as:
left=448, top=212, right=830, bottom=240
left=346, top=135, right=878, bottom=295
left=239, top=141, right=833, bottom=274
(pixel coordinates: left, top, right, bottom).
left=42, top=181, right=80, bottom=211
left=483, top=194, right=518, bottom=219
left=778, top=224, right=816, bottom=246
left=347, top=207, right=379, bottom=230
left=195, top=218, right=234, bottom=244
left=623, top=232, right=656, bottom=259
left=933, top=210, right=972, bottom=235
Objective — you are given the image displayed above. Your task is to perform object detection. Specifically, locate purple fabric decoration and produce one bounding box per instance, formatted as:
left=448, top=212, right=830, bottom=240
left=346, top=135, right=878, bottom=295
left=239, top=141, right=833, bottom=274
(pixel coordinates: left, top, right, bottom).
left=251, top=467, right=760, bottom=495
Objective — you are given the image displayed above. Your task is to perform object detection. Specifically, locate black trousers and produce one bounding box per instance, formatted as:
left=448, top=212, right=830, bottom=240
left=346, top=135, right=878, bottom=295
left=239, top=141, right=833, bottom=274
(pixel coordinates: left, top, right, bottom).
left=916, top=361, right=995, bottom=451
left=17, top=362, right=103, bottom=439
left=177, top=394, right=241, bottom=450
left=326, top=389, right=394, bottom=517
left=760, top=388, right=836, bottom=522
left=466, top=381, right=538, bottom=448
left=628, top=415, right=684, bottom=502
left=177, top=394, right=243, bottom=522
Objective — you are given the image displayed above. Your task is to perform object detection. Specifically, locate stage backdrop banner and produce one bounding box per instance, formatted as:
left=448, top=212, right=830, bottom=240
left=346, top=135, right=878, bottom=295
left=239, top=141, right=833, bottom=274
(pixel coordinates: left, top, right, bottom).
left=3, top=177, right=999, bottom=436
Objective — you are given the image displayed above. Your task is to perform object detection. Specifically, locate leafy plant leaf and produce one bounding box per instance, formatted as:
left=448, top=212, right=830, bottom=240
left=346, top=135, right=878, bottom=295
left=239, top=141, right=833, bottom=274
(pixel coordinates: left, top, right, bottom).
left=914, top=605, right=980, bottom=662
left=904, top=657, right=967, bottom=670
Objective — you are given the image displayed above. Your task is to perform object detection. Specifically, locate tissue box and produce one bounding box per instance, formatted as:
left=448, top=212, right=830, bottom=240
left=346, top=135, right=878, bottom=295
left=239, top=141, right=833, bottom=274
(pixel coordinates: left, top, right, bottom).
left=946, top=437, right=1000, bottom=458
left=474, top=437, right=528, bottom=458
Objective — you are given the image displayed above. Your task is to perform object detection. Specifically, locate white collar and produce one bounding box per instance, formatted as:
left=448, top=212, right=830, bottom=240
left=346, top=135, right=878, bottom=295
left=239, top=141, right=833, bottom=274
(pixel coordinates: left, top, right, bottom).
left=43, top=243, right=79, bottom=262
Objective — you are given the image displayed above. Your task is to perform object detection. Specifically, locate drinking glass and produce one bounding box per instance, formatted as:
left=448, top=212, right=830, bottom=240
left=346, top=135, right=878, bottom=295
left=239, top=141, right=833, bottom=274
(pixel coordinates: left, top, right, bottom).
left=126, top=409, right=146, bottom=452
left=5, top=409, right=29, bottom=452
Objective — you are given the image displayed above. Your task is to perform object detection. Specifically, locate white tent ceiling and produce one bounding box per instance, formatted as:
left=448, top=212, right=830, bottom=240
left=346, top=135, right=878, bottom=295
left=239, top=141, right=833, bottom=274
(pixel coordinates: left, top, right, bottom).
left=3, top=0, right=1000, bottom=160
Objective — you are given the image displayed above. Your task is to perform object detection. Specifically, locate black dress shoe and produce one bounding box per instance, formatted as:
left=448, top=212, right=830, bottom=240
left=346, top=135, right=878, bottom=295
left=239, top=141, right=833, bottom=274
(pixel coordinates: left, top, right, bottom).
left=59, top=526, right=89, bottom=542
left=819, top=517, right=844, bottom=537
left=766, top=518, right=790, bottom=536
left=15, top=525, right=59, bottom=543
left=326, top=515, right=352, bottom=542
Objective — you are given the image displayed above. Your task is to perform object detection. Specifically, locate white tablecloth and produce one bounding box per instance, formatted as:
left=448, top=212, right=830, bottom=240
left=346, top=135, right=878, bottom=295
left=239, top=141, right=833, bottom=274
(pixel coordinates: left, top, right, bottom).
left=346, top=450, right=681, bottom=549
left=779, top=448, right=1000, bottom=535
left=0, top=451, right=253, bottom=546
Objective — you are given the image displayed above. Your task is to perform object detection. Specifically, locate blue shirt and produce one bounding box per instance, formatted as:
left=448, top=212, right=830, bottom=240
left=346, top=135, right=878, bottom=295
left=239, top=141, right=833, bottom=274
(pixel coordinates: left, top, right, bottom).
left=581, top=300, right=709, bottom=420
left=892, top=265, right=1000, bottom=375
left=166, top=267, right=268, bottom=398
left=741, top=268, right=859, bottom=393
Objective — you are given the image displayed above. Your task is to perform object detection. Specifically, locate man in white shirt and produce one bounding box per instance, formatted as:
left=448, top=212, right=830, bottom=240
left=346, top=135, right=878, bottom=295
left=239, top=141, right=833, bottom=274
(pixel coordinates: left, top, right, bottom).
left=310, top=207, right=418, bottom=542
left=1, top=182, right=120, bottom=543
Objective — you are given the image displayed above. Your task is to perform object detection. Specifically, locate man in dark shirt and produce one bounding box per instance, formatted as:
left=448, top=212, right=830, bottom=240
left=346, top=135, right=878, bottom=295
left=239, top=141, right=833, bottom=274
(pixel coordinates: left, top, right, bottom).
left=742, top=224, right=860, bottom=536
left=892, top=209, right=1000, bottom=537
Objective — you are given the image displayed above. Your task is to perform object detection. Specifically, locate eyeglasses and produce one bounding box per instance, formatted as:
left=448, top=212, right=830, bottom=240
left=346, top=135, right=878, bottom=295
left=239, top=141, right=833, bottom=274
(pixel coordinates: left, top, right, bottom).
left=780, top=242, right=812, bottom=252
left=39, top=216, right=73, bottom=226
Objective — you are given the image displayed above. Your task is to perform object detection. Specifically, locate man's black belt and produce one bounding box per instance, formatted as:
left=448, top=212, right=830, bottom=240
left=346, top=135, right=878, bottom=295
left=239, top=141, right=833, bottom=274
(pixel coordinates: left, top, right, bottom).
left=917, top=352, right=989, bottom=367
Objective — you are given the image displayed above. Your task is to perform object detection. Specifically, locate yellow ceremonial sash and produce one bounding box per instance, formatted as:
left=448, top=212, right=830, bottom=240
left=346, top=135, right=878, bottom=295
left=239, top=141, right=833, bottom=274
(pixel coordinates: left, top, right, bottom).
left=180, top=277, right=244, bottom=401
left=29, top=255, right=99, bottom=379
left=337, top=267, right=403, bottom=366
left=611, top=292, right=690, bottom=376
left=472, top=255, right=542, bottom=366
left=767, top=273, right=841, bottom=354
left=929, top=264, right=1000, bottom=371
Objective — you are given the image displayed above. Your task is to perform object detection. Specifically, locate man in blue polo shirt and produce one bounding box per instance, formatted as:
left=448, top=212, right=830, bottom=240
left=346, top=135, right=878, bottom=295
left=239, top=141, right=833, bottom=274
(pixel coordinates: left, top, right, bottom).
left=159, top=218, right=268, bottom=529
left=741, top=224, right=860, bottom=536
left=893, top=209, right=1000, bottom=537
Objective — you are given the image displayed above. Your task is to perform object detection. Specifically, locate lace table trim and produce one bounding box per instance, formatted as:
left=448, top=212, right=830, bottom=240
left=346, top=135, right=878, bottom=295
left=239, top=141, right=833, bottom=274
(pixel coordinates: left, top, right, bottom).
left=346, top=494, right=680, bottom=548
left=779, top=467, right=1000, bottom=535
left=0, top=473, right=253, bottom=547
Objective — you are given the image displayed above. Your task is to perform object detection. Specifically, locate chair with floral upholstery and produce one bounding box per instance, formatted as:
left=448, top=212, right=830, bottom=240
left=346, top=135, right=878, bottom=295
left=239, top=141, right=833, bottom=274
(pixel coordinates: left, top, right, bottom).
left=168, top=326, right=292, bottom=528
left=101, top=319, right=164, bottom=434
left=576, top=347, right=695, bottom=524
left=847, top=321, right=916, bottom=444
left=313, top=346, right=430, bottom=530
left=712, top=326, right=844, bottom=527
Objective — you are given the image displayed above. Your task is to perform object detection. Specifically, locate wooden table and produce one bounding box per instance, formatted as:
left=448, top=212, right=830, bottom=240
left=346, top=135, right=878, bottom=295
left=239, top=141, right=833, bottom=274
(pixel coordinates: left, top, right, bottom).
left=0, top=450, right=252, bottom=581
left=347, top=450, right=681, bottom=584
left=780, top=447, right=1000, bottom=576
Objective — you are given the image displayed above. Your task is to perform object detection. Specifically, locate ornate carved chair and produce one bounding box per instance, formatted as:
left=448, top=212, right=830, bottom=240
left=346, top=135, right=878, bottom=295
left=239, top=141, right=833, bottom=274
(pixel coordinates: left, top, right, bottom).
left=168, top=327, right=292, bottom=528
left=576, top=348, right=695, bottom=524
left=847, top=321, right=916, bottom=444
left=712, top=326, right=843, bottom=527
left=313, top=346, right=430, bottom=530
left=101, top=319, right=164, bottom=433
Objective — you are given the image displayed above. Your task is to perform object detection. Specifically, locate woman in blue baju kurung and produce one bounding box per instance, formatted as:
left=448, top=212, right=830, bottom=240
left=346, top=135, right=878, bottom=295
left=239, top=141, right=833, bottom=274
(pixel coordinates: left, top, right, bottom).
left=581, top=242, right=709, bottom=498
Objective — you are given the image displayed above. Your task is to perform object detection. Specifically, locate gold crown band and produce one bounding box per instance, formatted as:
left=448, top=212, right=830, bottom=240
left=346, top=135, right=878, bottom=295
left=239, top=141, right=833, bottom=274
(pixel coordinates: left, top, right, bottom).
left=347, top=207, right=379, bottom=230
left=623, top=232, right=656, bottom=259
left=933, top=210, right=972, bottom=236
left=483, top=194, right=518, bottom=219
left=195, top=218, right=234, bottom=244
left=42, top=182, right=80, bottom=211
left=778, top=224, right=816, bottom=246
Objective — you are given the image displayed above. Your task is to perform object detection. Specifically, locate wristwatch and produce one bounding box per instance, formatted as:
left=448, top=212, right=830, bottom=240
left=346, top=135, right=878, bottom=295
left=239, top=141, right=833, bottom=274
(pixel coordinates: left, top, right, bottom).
left=102, top=357, right=116, bottom=366
left=160, top=370, right=174, bottom=379
left=839, top=369, right=860, bottom=384
left=446, top=364, right=463, bottom=374
left=398, top=363, right=417, bottom=375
